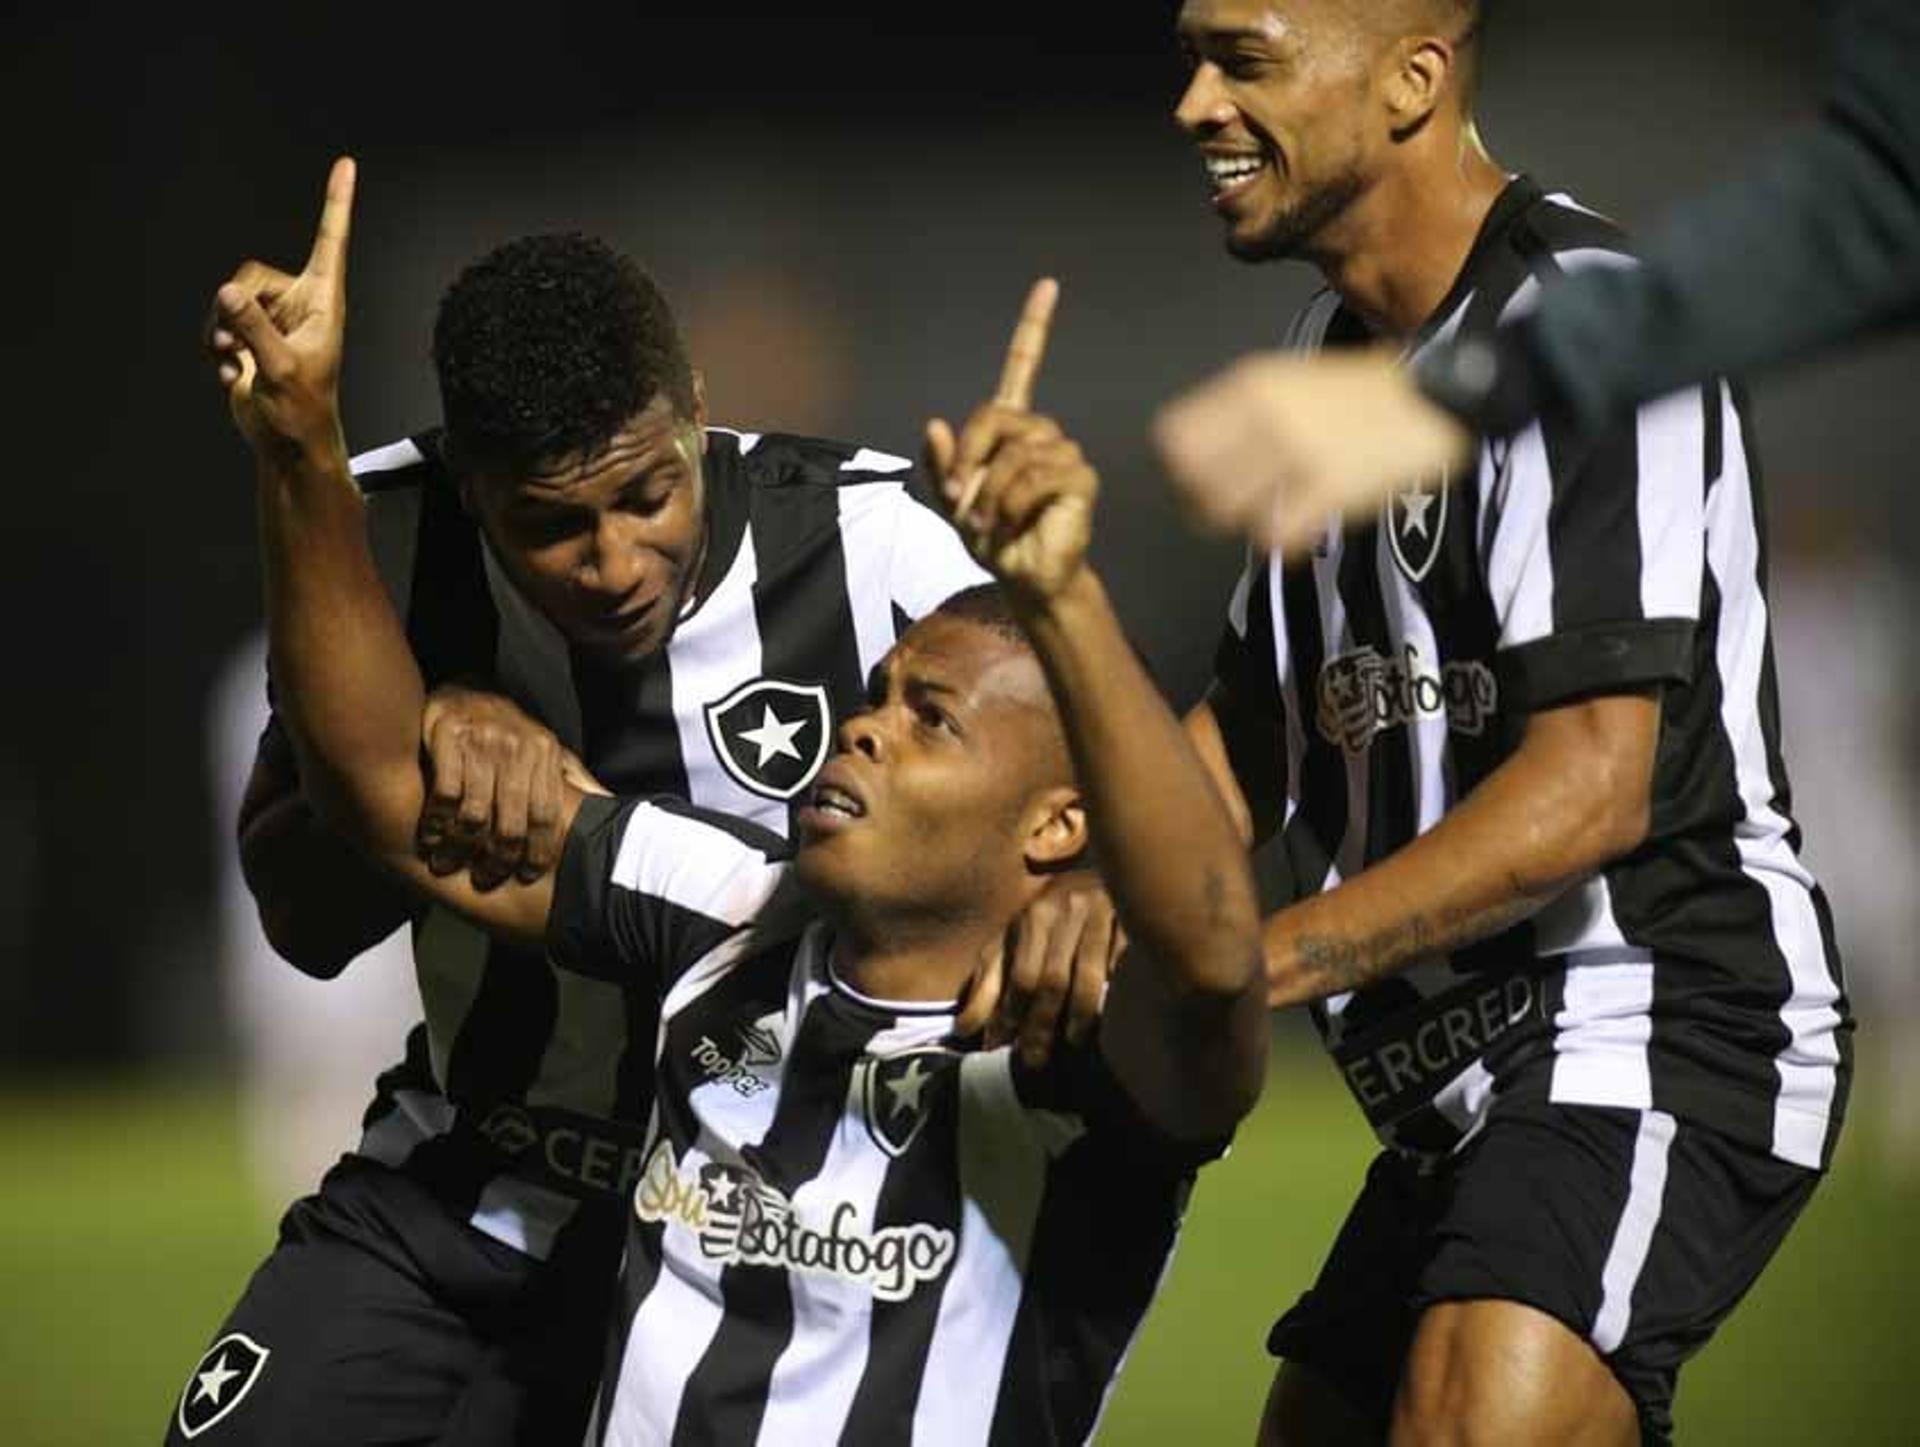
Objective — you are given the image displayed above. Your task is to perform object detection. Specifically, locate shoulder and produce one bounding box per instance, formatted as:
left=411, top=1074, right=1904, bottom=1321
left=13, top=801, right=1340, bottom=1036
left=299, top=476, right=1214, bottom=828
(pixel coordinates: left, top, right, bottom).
left=582, top=794, right=792, bottom=917
left=715, top=426, right=919, bottom=496
left=1514, top=191, right=1640, bottom=282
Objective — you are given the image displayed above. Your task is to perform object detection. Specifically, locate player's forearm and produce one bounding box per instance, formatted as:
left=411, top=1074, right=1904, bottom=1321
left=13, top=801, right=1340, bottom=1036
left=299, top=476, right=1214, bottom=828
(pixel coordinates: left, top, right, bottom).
left=1017, top=571, right=1261, bottom=1000
left=1264, top=709, right=1651, bottom=1008
left=256, top=444, right=429, bottom=864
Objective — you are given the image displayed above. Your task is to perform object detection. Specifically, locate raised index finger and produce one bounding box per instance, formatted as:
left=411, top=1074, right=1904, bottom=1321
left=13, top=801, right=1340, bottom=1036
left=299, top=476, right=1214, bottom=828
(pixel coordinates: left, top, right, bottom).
left=305, top=156, right=357, bottom=284
left=993, top=277, right=1059, bottom=411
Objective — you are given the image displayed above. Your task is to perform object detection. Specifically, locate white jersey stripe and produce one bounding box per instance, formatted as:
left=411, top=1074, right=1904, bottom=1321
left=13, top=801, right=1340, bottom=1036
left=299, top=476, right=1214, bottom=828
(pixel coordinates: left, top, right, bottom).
left=1484, top=423, right=1556, bottom=649
left=1704, top=401, right=1844, bottom=1167
left=1271, top=563, right=1308, bottom=834
left=468, top=1177, right=579, bottom=1258
left=348, top=436, right=426, bottom=475
left=839, top=484, right=907, bottom=689
left=668, top=531, right=771, bottom=822
left=1635, top=389, right=1709, bottom=623
left=1550, top=954, right=1656, bottom=1110
left=607, top=1223, right=731, bottom=1445
left=1591, top=1109, right=1677, bottom=1354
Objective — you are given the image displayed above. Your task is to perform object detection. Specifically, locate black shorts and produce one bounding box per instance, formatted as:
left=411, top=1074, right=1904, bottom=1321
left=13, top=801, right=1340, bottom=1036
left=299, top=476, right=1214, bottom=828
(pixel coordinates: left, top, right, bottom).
left=164, top=1156, right=617, bottom=1446
left=1267, top=1098, right=1821, bottom=1444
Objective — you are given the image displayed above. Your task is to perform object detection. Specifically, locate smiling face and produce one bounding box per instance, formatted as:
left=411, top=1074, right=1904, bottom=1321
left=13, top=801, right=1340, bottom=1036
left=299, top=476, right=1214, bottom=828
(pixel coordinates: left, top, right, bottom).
left=464, top=393, right=708, bottom=663
left=792, top=610, right=1082, bottom=933
left=1174, top=0, right=1388, bottom=261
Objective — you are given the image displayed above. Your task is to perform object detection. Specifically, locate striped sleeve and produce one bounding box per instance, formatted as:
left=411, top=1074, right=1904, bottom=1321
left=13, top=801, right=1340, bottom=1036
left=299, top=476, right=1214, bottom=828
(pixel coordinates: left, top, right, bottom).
left=547, top=793, right=791, bottom=987
left=1479, top=283, right=1709, bottom=711
left=881, top=475, right=991, bottom=621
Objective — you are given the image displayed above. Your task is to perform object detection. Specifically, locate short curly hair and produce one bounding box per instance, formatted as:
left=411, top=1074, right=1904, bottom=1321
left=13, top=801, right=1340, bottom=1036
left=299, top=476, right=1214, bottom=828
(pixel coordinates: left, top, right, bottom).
left=431, top=233, right=696, bottom=475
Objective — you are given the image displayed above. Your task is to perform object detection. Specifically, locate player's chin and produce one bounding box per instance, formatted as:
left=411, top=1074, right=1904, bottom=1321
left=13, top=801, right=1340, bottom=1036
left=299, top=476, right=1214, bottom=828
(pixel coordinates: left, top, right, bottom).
left=1223, top=214, right=1299, bottom=263
left=793, top=834, right=861, bottom=897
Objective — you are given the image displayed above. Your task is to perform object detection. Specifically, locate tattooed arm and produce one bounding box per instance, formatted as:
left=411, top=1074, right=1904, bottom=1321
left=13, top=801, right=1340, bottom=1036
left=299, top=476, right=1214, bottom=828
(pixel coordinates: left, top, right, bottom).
left=1265, top=688, right=1659, bottom=1008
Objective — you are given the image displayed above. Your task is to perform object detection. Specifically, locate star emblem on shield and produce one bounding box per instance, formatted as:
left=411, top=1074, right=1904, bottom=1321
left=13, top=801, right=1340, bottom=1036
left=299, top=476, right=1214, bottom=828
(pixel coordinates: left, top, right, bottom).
left=177, top=1332, right=270, bottom=1439
left=704, top=677, right=834, bottom=801
left=1386, top=468, right=1450, bottom=584
left=861, top=1048, right=954, bottom=1158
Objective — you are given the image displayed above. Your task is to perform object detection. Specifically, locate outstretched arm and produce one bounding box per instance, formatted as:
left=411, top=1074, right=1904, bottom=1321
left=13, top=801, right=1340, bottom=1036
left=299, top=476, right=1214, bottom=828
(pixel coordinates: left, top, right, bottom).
left=929, top=283, right=1267, bottom=1141
left=211, top=159, right=570, bottom=945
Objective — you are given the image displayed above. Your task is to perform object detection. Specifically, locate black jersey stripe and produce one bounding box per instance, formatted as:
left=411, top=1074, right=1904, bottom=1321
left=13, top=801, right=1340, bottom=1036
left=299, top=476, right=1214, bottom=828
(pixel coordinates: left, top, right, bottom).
left=749, top=473, right=866, bottom=776
left=1337, top=518, right=1411, bottom=876
left=985, top=1138, right=1191, bottom=1445
left=406, top=462, right=499, bottom=689
left=1212, top=560, right=1290, bottom=846
left=1515, top=237, right=1649, bottom=637
left=835, top=1066, right=966, bottom=1443
left=1277, top=550, right=1342, bottom=900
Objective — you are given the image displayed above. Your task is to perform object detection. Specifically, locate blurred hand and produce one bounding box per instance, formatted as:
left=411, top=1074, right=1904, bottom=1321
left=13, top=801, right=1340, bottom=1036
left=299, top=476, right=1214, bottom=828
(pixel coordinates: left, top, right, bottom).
left=416, top=686, right=573, bottom=889
left=207, top=157, right=358, bottom=465
left=924, top=279, right=1099, bottom=603
left=957, top=873, right=1123, bottom=1069
left=1153, top=347, right=1473, bottom=557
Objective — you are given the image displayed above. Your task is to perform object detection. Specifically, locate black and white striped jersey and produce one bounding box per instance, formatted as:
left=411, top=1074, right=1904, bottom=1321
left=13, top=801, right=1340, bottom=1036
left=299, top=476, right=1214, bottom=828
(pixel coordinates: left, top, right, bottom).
left=1211, top=177, right=1852, bottom=1169
left=267, top=425, right=987, bottom=1261
left=548, top=795, right=1216, bottom=1447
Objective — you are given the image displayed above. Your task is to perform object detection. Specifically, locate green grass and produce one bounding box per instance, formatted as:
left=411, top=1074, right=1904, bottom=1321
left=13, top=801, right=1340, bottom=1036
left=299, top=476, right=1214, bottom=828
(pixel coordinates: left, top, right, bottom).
left=2, top=1066, right=1913, bottom=1443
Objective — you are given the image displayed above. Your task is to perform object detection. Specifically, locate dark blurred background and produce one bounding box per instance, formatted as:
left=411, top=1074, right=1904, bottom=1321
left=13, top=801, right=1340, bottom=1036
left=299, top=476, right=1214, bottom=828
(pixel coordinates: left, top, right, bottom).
left=8, top=0, right=1914, bottom=1073
left=6, top=4, right=1919, bottom=1441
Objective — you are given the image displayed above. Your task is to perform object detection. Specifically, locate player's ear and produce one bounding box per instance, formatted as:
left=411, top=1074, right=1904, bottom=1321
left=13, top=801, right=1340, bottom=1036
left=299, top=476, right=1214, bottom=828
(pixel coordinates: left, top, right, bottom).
left=690, top=370, right=709, bottom=436
left=1382, top=35, right=1451, bottom=135
left=1023, top=787, right=1088, bottom=872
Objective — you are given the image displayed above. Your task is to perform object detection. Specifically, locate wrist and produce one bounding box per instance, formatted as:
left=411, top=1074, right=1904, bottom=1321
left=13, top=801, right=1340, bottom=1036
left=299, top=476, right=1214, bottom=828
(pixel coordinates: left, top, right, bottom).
left=1008, top=564, right=1103, bottom=630
left=254, top=423, right=352, bottom=490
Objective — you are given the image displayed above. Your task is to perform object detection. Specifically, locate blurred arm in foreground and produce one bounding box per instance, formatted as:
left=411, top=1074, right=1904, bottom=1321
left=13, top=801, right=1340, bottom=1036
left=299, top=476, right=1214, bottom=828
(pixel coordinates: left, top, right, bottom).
left=1157, top=0, right=1920, bottom=554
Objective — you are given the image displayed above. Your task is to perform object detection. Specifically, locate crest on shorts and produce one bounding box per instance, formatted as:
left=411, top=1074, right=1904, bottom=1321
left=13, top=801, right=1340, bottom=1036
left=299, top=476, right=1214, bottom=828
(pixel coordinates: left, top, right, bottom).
left=704, top=677, right=834, bottom=801
left=1386, top=469, right=1450, bottom=584
left=861, top=1048, right=953, bottom=1158
left=177, top=1333, right=270, bottom=1439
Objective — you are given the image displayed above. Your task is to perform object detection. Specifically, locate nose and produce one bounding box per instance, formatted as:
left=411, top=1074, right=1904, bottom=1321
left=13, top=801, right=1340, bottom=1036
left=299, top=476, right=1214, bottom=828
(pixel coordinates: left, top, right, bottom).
left=838, top=708, right=886, bottom=764
left=1175, top=61, right=1232, bottom=136
left=578, top=513, right=647, bottom=599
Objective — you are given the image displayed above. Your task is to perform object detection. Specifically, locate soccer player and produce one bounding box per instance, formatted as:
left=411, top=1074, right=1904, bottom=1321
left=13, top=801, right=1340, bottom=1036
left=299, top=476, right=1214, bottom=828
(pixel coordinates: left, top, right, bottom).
left=177, top=178, right=1069, bottom=1442
left=1156, top=0, right=1920, bottom=552
left=218, top=156, right=1268, bottom=1444
left=1165, top=4, right=1852, bottom=1443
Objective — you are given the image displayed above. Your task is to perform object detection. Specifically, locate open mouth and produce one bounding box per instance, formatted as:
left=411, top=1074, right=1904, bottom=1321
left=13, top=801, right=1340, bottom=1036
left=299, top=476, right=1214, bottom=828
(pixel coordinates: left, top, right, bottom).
left=1203, top=151, right=1268, bottom=204
left=808, top=780, right=866, bottom=821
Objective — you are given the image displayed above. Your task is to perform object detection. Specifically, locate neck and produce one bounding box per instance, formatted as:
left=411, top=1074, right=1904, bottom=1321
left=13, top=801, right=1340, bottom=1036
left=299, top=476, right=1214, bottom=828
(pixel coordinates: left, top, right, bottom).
left=1308, top=124, right=1510, bottom=340
left=823, top=900, right=1012, bottom=1012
